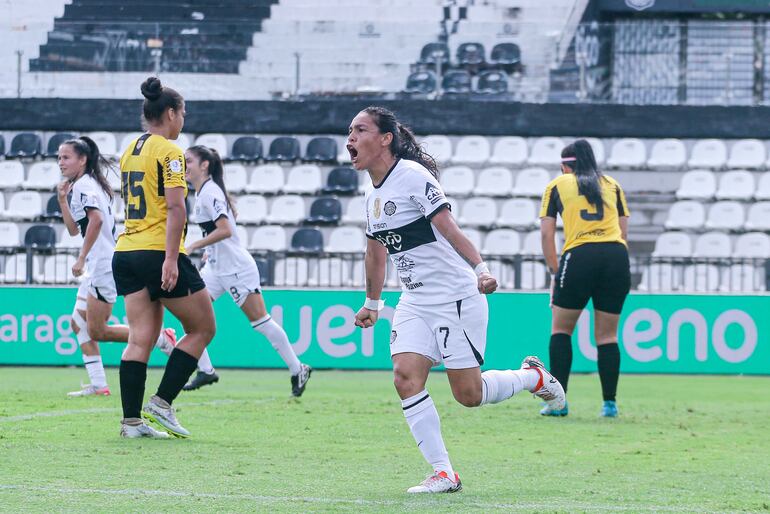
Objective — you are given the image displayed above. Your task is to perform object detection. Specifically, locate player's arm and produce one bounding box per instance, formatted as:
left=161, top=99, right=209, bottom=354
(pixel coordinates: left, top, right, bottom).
left=354, top=237, right=387, bottom=329
left=540, top=217, right=558, bottom=274
left=186, top=215, right=231, bottom=253
left=619, top=216, right=629, bottom=242
left=57, top=181, right=79, bottom=236
left=162, top=186, right=186, bottom=291
left=72, top=208, right=103, bottom=277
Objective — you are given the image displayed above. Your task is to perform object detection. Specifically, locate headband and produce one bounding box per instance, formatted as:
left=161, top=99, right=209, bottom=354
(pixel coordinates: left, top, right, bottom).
left=561, top=157, right=577, bottom=162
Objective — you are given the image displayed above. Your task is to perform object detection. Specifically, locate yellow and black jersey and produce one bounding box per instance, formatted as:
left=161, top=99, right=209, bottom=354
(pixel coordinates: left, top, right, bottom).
left=116, top=133, right=187, bottom=252
left=539, top=173, right=629, bottom=253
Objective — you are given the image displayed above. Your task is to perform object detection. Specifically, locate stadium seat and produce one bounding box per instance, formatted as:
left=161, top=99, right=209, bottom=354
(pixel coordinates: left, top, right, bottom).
left=39, top=255, right=78, bottom=284
left=663, top=201, right=705, bottom=231
left=647, top=138, right=686, bottom=169
left=107, top=169, right=122, bottom=192
left=453, top=136, right=490, bottom=164
left=45, top=132, right=77, bottom=158
left=462, top=228, right=483, bottom=250
left=266, top=136, right=301, bottom=162
left=24, top=224, right=56, bottom=249
left=446, top=197, right=460, bottom=216
left=474, top=166, right=514, bottom=196
left=233, top=195, right=268, bottom=224
left=0, top=222, right=19, bottom=248
left=520, top=230, right=542, bottom=256
left=304, top=137, right=338, bottom=164
left=184, top=225, right=203, bottom=249
left=440, top=166, right=475, bottom=196
left=112, top=196, right=124, bottom=222
left=489, top=42, right=521, bottom=72
left=482, top=229, right=520, bottom=256
left=3, top=191, right=43, bottom=220
left=170, top=134, right=190, bottom=151
left=283, top=164, right=322, bottom=194
left=675, top=170, right=717, bottom=200
left=733, top=232, right=770, bottom=258
left=223, top=164, right=248, bottom=193
left=756, top=172, right=770, bottom=200
left=291, top=228, right=323, bottom=253
left=341, top=196, right=366, bottom=225
left=512, top=167, right=551, bottom=197
left=652, top=232, right=692, bottom=258
left=119, top=132, right=144, bottom=156
left=249, top=225, right=287, bottom=252
left=727, top=139, right=765, bottom=169
left=474, top=70, right=508, bottom=95
left=326, top=226, right=365, bottom=253
left=638, top=264, right=681, bottom=292
left=519, top=261, right=548, bottom=290
left=715, top=170, right=755, bottom=201
left=88, top=132, right=118, bottom=158
left=42, top=195, right=62, bottom=221
left=487, top=260, right=516, bottom=289
left=246, top=164, right=284, bottom=194
left=229, top=136, right=263, bottom=162
left=704, top=201, right=745, bottom=231
left=421, top=135, right=452, bottom=164
left=403, top=70, right=438, bottom=95
left=194, top=134, right=228, bottom=158
left=693, top=231, right=731, bottom=259
left=688, top=139, right=727, bottom=169
left=497, top=198, right=537, bottom=229
left=456, top=42, right=485, bottom=69
left=0, top=161, right=25, bottom=189
left=744, top=202, right=770, bottom=231
left=683, top=264, right=720, bottom=292
left=418, top=42, right=450, bottom=69
left=0, top=253, right=38, bottom=284
left=583, top=137, right=606, bottom=166
left=722, top=263, right=765, bottom=292
left=0, top=136, right=4, bottom=156
left=267, top=195, right=306, bottom=225
left=56, top=228, right=82, bottom=249
left=308, top=257, right=352, bottom=287
left=272, top=257, right=309, bottom=286
left=441, top=70, right=472, bottom=94
left=489, top=137, right=528, bottom=166
left=305, top=197, right=341, bottom=225
left=458, top=197, right=497, bottom=227
left=254, top=257, right=271, bottom=286
left=528, top=137, right=563, bottom=167
left=322, top=167, right=358, bottom=195
left=385, top=260, right=400, bottom=288
left=7, top=132, right=42, bottom=158
left=606, top=138, right=646, bottom=168
left=23, top=162, right=60, bottom=190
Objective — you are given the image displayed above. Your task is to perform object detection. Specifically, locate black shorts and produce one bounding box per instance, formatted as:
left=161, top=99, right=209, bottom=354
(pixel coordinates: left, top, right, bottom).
left=552, top=242, right=630, bottom=314
left=112, top=250, right=206, bottom=301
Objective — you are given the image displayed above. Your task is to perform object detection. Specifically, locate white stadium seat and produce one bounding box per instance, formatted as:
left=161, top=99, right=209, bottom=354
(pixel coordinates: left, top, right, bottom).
left=675, top=170, right=716, bottom=200
left=326, top=226, right=365, bottom=253
left=497, top=198, right=537, bottom=229
left=528, top=137, right=563, bottom=167
left=452, top=135, right=490, bottom=164
left=234, top=195, right=268, bottom=224
left=693, top=231, right=731, bottom=259
left=351, top=260, right=366, bottom=287
left=652, top=232, right=692, bottom=258
left=683, top=264, right=720, bottom=292
left=512, top=167, right=551, bottom=197
left=246, top=164, right=284, bottom=194
left=663, top=200, right=705, bottom=231
left=727, top=139, right=765, bottom=169
left=704, top=201, right=745, bottom=231
left=87, top=131, right=118, bottom=158
left=647, top=138, right=686, bottom=169
left=446, top=197, right=460, bottom=216
left=0, top=222, right=19, bottom=247
left=266, top=195, right=305, bottom=224
left=583, top=137, right=606, bottom=166
left=119, top=132, right=144, bottom=156
left=462, top=228, right=483, bottom=250
left=23, top=162, right=60, bottom=190
left=489, top=136, right=528, bottom=166
left=744, top=202, right=770, bottom=231
left=39, top=255, right=78, bottom=284
left=715, top=170, right=755, bottom=201
left=0, top=161, right=25, bottom=189
left=688, top=139, right=727, bottom=169
left=756, top=172, right=770, bottom=200
left=57, top=228, right=82, bottom=249
left=308, top=257, right=352, bottom=287
left=457, top=197, right=497, bottom=227
left=474, top=166, right=514, bottom=196
left=3, top=191, right=42, bottom=220
left=283, top=164, right=322, bottom=194
left=482, top=229, right=520, bottom=255
left=194, top=133, right=228, bottom=158
left=440, top=166, right=475, bottom=196
left=249, top=225, right=287, bottom=251
left=733, top=232, right=770, bottom=258
left=638, top=264, right=681, bottom=292
left=235, top=225, right=249, bottom=249
left=341, top=195, right=366, bottom=225
left=606, top=138, right=646, bottom=168
left=272, top=257, right=309, bottom=286
left=113, top=196, right=125, bottom=222
left=107, top=169, right=121, bottom=192
left=169, top=134, right=190, bottom=151
left=420, top=135, right=452, bottom=164
left=519, top=261, right=547, bottom=290
left=487, top=260, right=515, bottom=289
left=1, top=253, right=40, bottom=283
left=722, top=264, right=765, bottom=292
left=223, top=164, right=247, bottom=193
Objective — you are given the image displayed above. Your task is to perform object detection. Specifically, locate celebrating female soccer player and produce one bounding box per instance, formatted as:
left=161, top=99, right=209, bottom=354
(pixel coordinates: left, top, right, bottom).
left=183, top=145, right=312, bottom=396
left=57, top=136, right=177, bottom=398
left=349, top=106, right=565, bottom=494
left=539, top=139, right=631, bottom=418
left=112, top=77, right=215, bottom=438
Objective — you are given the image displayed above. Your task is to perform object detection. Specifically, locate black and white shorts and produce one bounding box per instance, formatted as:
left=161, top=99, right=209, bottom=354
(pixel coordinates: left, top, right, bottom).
left=200, top=263, right=261, bottom=307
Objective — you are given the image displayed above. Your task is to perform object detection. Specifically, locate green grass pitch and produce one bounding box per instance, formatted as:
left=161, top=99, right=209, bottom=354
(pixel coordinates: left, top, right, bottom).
left=0, top=367, right=768, bottom=513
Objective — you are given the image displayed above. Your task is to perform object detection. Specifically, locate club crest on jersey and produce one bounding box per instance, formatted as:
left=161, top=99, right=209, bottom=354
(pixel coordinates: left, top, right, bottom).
left=384, top=200, right=397, bottom=216
left=424, top=182, right=443, bottom=205
left=373, top=197, right=381, bottom=218
left=169, top=159, right=183, bottom=173
left=390, top=330, right=397, bottom=344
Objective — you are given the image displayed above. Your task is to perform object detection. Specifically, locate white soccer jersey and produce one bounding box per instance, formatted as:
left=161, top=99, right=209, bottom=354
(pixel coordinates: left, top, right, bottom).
left=69, top=174, right=116, bottom=274
left=365, top=159, right=477, bottom=304
left=192, top=179, right=254, bottom=274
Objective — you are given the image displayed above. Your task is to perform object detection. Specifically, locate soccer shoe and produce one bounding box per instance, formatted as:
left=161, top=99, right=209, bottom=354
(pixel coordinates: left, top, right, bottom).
left=406, top=471, right=462, bottom=494
left=155, top=328, right=177, bottom=356
left=601, top=400, right=618, bottom=418
left=120, top=419, right=170, bottom=439
left=290, top=363, right=312, bottom=397
left=67, top=384, right=111, bottom=397
left=142, top=396, right=190, bottom=438
left=182, top=370, right=219, bottom=391
left=540, top=401, right=569, bottom=417
left=521, top=355, right=566, bottom=411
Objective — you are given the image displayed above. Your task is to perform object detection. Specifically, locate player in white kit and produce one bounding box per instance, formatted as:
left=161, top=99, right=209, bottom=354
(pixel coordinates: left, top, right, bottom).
left=348, top=107, right=566, bottom=493
left=57, top=137, right=180, bottom=396
left=183, top=145, right=312, bottom=396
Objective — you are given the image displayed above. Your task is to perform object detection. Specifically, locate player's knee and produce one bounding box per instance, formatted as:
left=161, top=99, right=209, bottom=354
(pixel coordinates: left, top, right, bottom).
left=453, top=388, right=482, bottom=408
left=392, top=368, right=420, bottom=397
left=87, top=321, right=107, bottom=341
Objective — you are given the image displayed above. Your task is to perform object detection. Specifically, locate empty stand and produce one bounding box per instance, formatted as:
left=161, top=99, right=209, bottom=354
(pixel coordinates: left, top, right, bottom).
left=528, top=137, right=563, bottom=167
left=304, top=137, right=338, bottom=164
left=497, top=198, right=537, bottom=229
left=664, top=201, right=705, bottom=231
left=7, top=133, right=42, bottom=159
left=234, top=195, right=268, bottom=224
left=246, top=164, right=284, bottom=194
left=675, top=170, right=716, bottom=200
left=194, top=134, right=228, bottom=158
left=404, top=70, right=438, bottom=95
left=452, top=136, right=490, bottom=164
left=3, top=191, right=43, bottom=220
left=322, top=167, right=358, bottom=195
left=715, top=170, right=755, bottom=201
left=440, top=166, right=475, bottom=196
left=305, top=197, right=341, bottom=225
left=283, top=164, right=322, bottom=194
left=756, top=172, right=770, bottom=200
left=727, top=139, right=765, bottom=169
left=489, top=137, right=528, bottom=166
left=341, top=196, right=366, bottom=225
left=0, top=222, right=20, bottom=248
left=442, top=70, right=472, bottom=94
left=693, top=231, right=731, bottom=259
left=647, top=138, right=686, bottom=169
left=229, top=136, right=263, bottom=162
left=474, top=167, right=514, bottom=197
left=688, top=139, right=727, bottom=169
left=40, top=254, right=78, bottom=284
left=88, top=132, right=118, bottom=157
left=326, top=226, right=365, bottom=253
left=512, top=167, right=551, bottom=197
left=733, top=232, right=770, bottom=258
left=223, top=164, right=248, bottom=193
left=249, top=225, right=287, bottom=252
left=475, top=70, right=508, bottom=95
left=266, top=136, right=301, bottom=162
left=458, top=197, right=496, bottom=228
left=652, top=232, right=692, bottom=258
left=45, top=132, right=77, bottom=158
left=744, top=202, right=770, bottom=231
left=0, top=161, right=25, bottom=189
left=267, top=195, right=305, bottom=225
left=421, top=135, right=452, bottom=164
left=482, top=229, right=520, bottom=256
left=23, top=162, right=60, bottom=190
left=704, top=201, right=745, bottom=231
left=607, top=138, right=646, bottom=168
left=291, top=228, right=323, bottom=253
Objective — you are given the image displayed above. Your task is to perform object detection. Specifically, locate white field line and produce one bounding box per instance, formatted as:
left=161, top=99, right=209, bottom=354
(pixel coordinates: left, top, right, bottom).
left=0, top=398, right=277, bottom=423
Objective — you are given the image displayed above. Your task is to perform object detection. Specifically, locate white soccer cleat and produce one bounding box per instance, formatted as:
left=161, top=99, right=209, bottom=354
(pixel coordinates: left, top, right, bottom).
left=67, top=384, right=111, bottom=397
left=522, top=355, right=566, bottom=411
left=142, top=395, right=190, bottom=438
left=120, top=419, right=170, bottom=439
left=406, top=471, right=462, bottom=494
left=155, top=328, right=177, bottom=356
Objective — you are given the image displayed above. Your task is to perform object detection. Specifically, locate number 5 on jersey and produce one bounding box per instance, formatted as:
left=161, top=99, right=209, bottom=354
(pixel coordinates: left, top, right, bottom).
left=122, top=171, right=147, bottom=220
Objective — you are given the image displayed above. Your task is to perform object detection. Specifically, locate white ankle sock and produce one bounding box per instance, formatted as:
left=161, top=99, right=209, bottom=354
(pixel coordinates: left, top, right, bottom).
left=252, top=315, right=301, bottom=375
left=480, top=368, right=540, bottom=405
left=83, top=354, right=107, bottom=388
left=197, top=349, right=215, bottom=374
left=401, top=390, right=453, bottom=477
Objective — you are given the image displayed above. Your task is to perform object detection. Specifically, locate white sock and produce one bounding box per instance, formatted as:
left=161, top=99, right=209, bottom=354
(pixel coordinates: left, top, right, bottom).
left=83, top=354, right=107, bottom=388
left=401, top=390, right=453, bottom=477
left=480, top=368, right=540, bottom=405
left=197, top=349, right=215, bottom=374
left=252, top=315, right=301, bottom=375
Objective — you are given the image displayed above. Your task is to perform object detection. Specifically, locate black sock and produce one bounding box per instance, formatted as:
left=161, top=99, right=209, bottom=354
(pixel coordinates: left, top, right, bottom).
left=119, top=360, right=147, bottom=419
left=156, top=348, right=199, bottom=405
left=597, top=343, right=620, bottom=402
left=549, top=333, right=573, bottom=394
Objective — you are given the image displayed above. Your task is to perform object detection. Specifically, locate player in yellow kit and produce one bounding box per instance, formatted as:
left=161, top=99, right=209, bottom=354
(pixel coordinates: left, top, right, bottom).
left=112, top=76, right=215, bottom=438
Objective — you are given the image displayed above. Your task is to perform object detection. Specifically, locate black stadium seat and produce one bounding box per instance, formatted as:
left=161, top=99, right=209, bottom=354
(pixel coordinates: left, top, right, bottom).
left=24, top=225, right=57, bottom=249
left=290, top=227, right=323, bottom=253
left=305, top=197, right=341, bottom=225
left=456, top=42, right=485, bottom=72
left=490, top=42, right=522, bottom=73
left=322, top=167, right=358, bottom=195
left=475, top=70, right=509, bottom=95
left=442, top=70, right=472, bottom=94
left=0, top=135, right=5, bottom=156
left=304, top=137, right=338, bottom=164
left=404, top=70, right=438, bottom=95
left=229, top=136, right=263, bottom=162
left=46, top=132, right=77, bottom=158
left=265, top=136, right=300, bottom=162
left=7, top=133, right=42, bottom=158
left=43, top=195, right=64, bottom=221
left=254, top=256, right=271, bottom=286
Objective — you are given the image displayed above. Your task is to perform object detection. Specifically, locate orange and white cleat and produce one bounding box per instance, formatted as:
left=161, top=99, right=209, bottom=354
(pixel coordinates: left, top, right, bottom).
left=407, top=471, right=462, bottom=494
left=67, top=384, right=111, bottom=397
left=521, top=355, right=566, bottom=411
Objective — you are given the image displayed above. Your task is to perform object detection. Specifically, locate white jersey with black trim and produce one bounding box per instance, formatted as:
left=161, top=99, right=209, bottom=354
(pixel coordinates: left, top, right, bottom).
left=192, top=179, right=254, bottom=274
left=365, top=158, right=477, bottom=304
left=69, top=174, right=116, bottom=274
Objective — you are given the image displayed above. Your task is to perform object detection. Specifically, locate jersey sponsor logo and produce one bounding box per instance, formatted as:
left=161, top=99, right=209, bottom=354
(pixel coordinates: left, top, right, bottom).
left=394, top=254, right=424, bottom=290
left=384, top=200, right=397, bottom=216
left=373, top=197, right=381, bottom=218
left=372, top=222, right=387, bottom=230
left=410, top=195, right=426, bottom=214
left=376, top=231, right=402, bottom=251
left=213, top=198, right=225, bottom=215
left=372, top=216, right=436, bottom=254
left=424, top=182, right=443, bottom=205
left=390, top=330, right=397, bottom=344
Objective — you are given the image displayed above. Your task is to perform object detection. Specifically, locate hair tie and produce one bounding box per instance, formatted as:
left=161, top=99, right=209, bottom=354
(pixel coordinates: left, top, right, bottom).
left=561, top=157, right=577, bottom=162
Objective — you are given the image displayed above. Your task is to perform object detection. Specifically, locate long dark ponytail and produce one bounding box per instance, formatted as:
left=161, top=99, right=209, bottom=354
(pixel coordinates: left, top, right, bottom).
left=62, top=136, right=114, bottom=199
left=363, top=106, right=440, bottom=179
left=187, top=145, right=236, bottom=217
left=561, top=139, right=603, bottom=207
